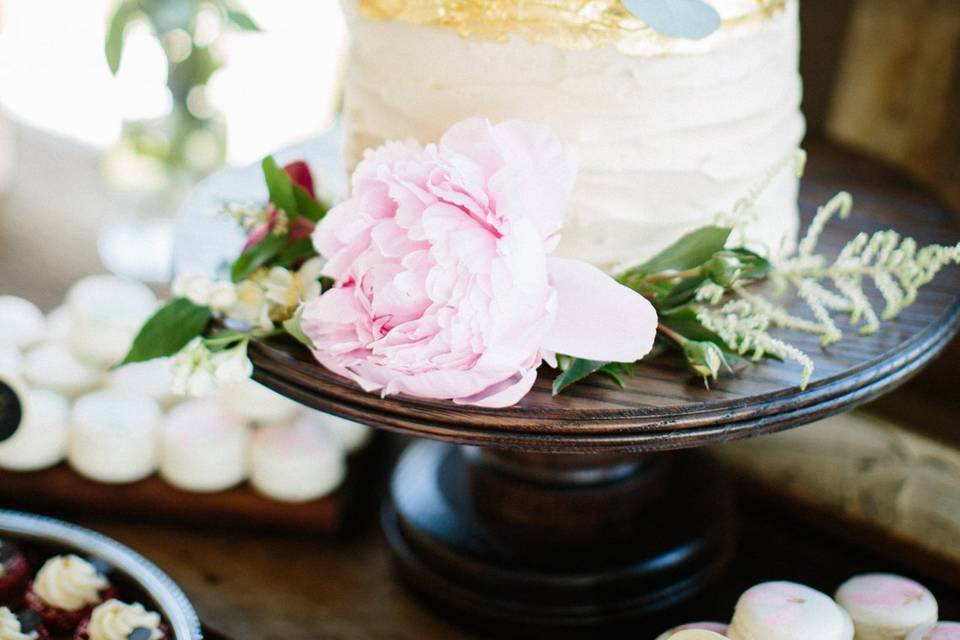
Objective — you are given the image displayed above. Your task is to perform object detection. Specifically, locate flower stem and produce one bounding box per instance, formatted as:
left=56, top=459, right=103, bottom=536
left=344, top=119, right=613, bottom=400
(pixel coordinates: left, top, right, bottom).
left=657, top=323, right=687, bottom=346
left=644, top=267, right=704, bottom=284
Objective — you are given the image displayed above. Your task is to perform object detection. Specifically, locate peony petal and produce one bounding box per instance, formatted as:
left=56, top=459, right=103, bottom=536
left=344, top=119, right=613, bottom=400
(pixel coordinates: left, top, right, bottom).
left=542, top=258, right=658, bottom=363
left=453, top=368, right=538, bottom=408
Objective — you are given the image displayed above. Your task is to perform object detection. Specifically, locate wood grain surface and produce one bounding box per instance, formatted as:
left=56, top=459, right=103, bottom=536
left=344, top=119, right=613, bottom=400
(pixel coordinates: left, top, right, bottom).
left=250, top=140, right=960, bottom=453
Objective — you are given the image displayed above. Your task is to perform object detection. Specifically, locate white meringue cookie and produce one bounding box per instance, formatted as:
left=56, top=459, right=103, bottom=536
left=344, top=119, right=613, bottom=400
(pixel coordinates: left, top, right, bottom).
left=45, top=305, right=75, bottom=344
left=23, top=343, right=102, bottom=397
left=0, top=296, right=46, bottom=350
left=729, top=582, right=853, bottom=640
left=65, top=275, right=157, bottom=366
left=0, top=347, right=23, bottom=379
left=657, top=624, right=730, bottom=640
left=907, top=623, right=960, bottom=640
left=0, top=387, right=69, bottom=471
left=297, top=409, right=372, bottom=453
left=668, top=632, right=730, bottom=640
left=836, top=574, right=938, bottom=640
left=160, top=399, right=250, bottom=492
left=68, top=389, right=162, bottom=484
left=108, top=358, right=176, bottom=408
left=250, top=417, right=346, bottom=503
left=216, top=378, right=299, bottom=424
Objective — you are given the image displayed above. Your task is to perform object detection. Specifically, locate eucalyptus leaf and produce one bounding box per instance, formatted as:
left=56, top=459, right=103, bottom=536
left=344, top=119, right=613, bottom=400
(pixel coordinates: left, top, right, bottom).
left=621, top=0, right=722, bottom=40
left=552, top=359, right=609, bottom=395
left=262, top=156, right=298, bottom=217
left=121, top=298, right=211, bottom=366
left=283, top=306, right=315, bottom=349
left=231, top=233, right=287, bottom=283
left=634, top=226, right=732, bottom=275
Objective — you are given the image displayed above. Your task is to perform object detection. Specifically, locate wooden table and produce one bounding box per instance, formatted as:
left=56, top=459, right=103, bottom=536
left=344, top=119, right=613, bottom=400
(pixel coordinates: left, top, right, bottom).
left=2, top=133, right=959, bottom=638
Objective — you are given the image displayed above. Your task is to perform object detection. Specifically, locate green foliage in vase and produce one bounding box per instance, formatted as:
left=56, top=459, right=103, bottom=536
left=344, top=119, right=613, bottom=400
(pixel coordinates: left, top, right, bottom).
left=105, top=0, right=261, bottom=179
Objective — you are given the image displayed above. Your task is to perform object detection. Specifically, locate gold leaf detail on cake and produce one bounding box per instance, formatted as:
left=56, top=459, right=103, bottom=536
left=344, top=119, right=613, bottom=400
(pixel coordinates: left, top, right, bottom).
left=357, top=0, right=787, bottom=49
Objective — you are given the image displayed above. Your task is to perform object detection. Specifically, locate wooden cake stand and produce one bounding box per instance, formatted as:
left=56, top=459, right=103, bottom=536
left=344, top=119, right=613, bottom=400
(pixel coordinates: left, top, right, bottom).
left=248, top=142, right=960, bottom=632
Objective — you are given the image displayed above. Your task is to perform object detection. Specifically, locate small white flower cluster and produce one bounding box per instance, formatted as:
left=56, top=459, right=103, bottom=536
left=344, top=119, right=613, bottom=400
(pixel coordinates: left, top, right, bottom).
left=170, top=337, right=252, bottom=397
left=221, top=202, right=269, bottom=233
left=172, top=274, right=237, bottom=311
left=167, top=257, right=327, bottom=398
left=172, top=257, right=325, bottom=332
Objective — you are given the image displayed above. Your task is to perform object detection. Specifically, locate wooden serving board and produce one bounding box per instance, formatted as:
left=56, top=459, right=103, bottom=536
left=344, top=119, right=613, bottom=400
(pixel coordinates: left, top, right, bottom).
left=0, top=451, right=376, bottom=535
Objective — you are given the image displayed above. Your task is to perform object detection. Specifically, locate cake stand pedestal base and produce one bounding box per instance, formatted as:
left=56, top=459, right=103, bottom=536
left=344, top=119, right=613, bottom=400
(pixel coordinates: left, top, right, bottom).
left=383, top=441, right=734, bottom=631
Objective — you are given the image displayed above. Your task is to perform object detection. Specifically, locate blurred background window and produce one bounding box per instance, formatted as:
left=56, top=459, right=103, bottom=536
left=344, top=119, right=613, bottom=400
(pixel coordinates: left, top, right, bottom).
left=0, top=0, right=346, bottom=167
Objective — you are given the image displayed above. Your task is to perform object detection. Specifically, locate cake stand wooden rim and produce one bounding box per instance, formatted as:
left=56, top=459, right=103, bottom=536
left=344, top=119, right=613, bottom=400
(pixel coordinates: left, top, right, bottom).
left=251, top=311, right=955, bottom=453
left=246, top=140, right=960, bottom=453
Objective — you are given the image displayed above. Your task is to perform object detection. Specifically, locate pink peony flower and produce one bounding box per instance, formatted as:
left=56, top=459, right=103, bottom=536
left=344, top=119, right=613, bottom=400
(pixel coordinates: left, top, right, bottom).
left=302, top=118, right=657, bottom=407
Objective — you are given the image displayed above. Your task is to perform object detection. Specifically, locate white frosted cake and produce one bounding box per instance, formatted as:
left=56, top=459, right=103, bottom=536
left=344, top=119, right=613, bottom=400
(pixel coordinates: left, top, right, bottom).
left=339, top=0, right=805, bottom=271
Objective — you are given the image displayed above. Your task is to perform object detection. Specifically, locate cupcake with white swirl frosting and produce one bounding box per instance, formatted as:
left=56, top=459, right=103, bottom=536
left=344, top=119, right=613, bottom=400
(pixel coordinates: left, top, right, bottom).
left=74, top=600, right=166, bottom=640
left=0, top=607, right=49, bottom=640
left=24, top=556, right=113, bottom=634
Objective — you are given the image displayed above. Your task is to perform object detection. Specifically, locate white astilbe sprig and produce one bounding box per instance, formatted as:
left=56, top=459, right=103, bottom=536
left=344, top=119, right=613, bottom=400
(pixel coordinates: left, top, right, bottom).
left=697, top=301, right=815, bottom=388
left=694, top=190, right=960, bottom=388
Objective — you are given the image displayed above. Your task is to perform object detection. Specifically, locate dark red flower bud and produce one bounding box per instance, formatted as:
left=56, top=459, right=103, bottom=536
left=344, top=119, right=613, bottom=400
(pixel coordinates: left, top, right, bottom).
left=284, top=161, right=315, bottom=198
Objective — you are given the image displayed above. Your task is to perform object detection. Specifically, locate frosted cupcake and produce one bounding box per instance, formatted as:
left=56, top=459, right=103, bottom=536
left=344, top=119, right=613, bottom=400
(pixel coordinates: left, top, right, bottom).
left=728, top=582, right=853, bottom=640
left=0, top=389, right=70, bottom=472
left=835, top=574, right=938, bottom=640
left=656, top=623, right=730, bottom=640
left=0, top=607, right=49, bottom=640
left=22, top=344, right=102, bottom=398
left=68, top=390, right=162, bottom=484
left=299, top=409, right=373, bottom=454
left=0, top=297, right=46, bottom=351
left=74, top=599, right=167, bottom=640
left=0, top=541, right=29, bottom=608
left=250, top=419, right=346, bottom=503
left=24, top=556, right=113, bottom=634
left=908, top=623, right=960, bottom=640
left=159, top=400, right=249, bottom=492
left=65, top=276, right=157, bottom=366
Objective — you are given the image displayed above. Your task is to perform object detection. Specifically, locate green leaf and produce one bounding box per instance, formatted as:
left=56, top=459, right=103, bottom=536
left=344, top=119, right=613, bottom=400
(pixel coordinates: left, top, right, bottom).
left=636, top=226, right=733, bottom=275
left=105, top=2, right=139, bottom=75
left=276, top=237, right=317, bottom=268
left=729, top=248, right=773, bottom=280
left=552, top=359, right=609, bottom=395
left=283, top=306, right=315, bottom=349
left=231, top=233, right=287, bottom=283
left=294, top=184, right=328, bottom=222
left=226, top=8, right=261, bottom=32
left=121, top=298, right=211, bottom=366
left=657, top=276, right=708, bottom=310
left=598, top=363, right=628, bottom=389
left=262, top=156, right=298, bottom=217
left=660, top=306, right=728, bottom=347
